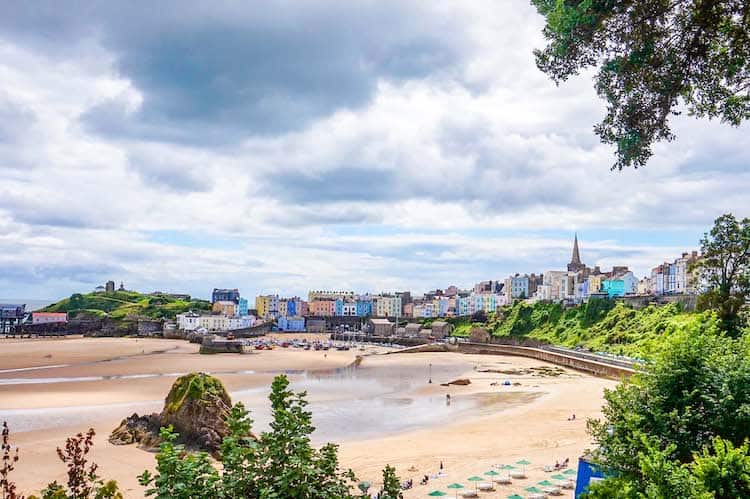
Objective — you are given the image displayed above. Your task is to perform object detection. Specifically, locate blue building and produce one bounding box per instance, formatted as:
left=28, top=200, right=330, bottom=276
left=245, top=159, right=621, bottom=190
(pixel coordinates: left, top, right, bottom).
left=212, top=288, right=239, bottom=304
left=355, top=298, right=373, bottom=317
left=278, top=316, right=305, bottom=332
left=286, top=299, right=297, bottom=317
left=237, top=297, right=248, bottom=316
left=335, top=298, right=344, bottom=317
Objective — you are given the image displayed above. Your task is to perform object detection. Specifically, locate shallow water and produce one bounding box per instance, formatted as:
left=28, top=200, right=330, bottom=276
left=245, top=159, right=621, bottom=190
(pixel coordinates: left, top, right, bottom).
left=0, top=359, right=530, bottom=442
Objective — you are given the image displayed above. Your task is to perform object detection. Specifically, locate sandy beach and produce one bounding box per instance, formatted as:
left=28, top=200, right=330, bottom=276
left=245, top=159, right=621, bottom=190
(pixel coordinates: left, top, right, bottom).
left=0, top=336, right=615, bottom=498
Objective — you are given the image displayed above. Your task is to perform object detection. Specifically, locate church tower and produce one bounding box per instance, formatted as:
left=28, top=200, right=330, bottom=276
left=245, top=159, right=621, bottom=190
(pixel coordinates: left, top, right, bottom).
left=567, top=233, right=586, bottom=273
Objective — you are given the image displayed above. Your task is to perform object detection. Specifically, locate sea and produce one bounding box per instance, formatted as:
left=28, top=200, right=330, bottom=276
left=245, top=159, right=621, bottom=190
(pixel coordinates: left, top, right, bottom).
left=0, top=299, right=55, bottom=311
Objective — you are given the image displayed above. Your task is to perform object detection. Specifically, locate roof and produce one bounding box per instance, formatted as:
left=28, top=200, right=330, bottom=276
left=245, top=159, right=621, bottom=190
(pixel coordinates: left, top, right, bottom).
left=32, top=312, right=66, bottom=317
left=369, top=318, right=393, bottom=325
left=405, top=323, right=421, bottom=330
left=431, top=321, right=449, bottom=327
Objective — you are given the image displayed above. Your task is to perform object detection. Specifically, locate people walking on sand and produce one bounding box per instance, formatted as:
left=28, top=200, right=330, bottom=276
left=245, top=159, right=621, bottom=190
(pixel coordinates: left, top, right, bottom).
left=440, top=461, right=444, bottom=471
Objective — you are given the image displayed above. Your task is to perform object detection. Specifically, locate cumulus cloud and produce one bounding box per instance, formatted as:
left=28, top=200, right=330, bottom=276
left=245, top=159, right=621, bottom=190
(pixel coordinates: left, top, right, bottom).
left=0, top=1, right=747, bottom=300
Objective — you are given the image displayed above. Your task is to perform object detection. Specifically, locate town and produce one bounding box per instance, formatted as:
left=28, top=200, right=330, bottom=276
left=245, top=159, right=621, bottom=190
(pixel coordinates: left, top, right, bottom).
left=0, top=235, right=701, bottom=338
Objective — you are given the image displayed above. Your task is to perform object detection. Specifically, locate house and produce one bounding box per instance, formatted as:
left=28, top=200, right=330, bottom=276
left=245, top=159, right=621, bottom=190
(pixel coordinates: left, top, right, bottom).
left=368, top=318, right=394, bottom=336
left=469, top=327, right=491, bottom=343
left=306, top=319, right=327, bottom=333
left=31, top=312, right=67, bottom=325
left=430, top=321, right=453, bottom=339
left=404, top=323, right=421, bottom=337
left=418, top=328, right=433, bottom=338
left=212, top=301, right=237, bottom=317
left=278, top=316, right=305, bottom=332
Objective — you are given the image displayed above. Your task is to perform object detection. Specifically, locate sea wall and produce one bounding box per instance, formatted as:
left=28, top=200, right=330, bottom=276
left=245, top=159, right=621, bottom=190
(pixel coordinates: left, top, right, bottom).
left=393, top=342, right=635, bottom=379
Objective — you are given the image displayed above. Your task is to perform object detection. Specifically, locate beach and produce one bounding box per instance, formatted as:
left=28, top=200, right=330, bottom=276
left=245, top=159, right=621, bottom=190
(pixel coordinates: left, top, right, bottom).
left=0, top=336, right=615, bottom=498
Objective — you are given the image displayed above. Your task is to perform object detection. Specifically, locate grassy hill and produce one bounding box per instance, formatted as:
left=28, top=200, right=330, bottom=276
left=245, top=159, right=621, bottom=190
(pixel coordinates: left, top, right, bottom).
left=42, top=290, right=211, bottom=320
left=466, top=300, right=721, bottom=359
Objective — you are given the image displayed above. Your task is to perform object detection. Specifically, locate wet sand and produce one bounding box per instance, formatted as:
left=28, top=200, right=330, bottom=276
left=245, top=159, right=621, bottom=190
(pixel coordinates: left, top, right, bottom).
left=0, top=336, right=615, bottom=498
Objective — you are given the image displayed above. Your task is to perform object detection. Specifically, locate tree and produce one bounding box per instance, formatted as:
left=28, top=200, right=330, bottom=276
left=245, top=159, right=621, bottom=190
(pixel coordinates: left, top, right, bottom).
left=140, top=375, right=358, bottom=499
left=138, top=427, right=220, bottom=499
left=380, top=465, right=402, bottom=499
left=253, top=375, right=357, bottom=498
left=696, top=213, right=750, bottom=335
left=584, top=331, right=750, bottom=496
left=691, top=437, right=750, bottom=499
left=531, top=0, right=750, bottom=169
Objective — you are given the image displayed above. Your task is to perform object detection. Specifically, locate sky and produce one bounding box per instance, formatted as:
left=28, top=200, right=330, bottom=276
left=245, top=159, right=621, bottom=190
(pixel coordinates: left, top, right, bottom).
left=1, top=1, right=748, bottom=301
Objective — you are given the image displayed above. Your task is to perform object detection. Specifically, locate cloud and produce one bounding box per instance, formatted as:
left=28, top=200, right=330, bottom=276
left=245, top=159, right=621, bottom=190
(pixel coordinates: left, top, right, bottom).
left=0, top=1, right=748, bottom=300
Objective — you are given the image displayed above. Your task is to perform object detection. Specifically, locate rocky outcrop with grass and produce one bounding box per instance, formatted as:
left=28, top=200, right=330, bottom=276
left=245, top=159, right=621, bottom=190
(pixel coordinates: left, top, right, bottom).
left=109, top=372, right=232, bottom=453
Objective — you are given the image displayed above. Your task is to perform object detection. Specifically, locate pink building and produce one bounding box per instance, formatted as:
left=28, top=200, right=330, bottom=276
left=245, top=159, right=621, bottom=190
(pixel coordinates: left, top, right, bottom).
left=32, top=312, right=68, bottom=324
left=309, top=300, right=335, bottom=317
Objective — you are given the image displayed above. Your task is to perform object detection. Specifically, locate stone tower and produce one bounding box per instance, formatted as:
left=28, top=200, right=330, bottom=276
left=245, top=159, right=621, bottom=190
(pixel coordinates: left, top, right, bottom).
left=567, top=233, right=586, bottom=273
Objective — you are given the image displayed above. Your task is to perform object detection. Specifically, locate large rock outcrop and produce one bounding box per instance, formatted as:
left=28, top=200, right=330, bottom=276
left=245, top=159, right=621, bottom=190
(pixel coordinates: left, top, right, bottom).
left=109, top=372, right=232, bottom=453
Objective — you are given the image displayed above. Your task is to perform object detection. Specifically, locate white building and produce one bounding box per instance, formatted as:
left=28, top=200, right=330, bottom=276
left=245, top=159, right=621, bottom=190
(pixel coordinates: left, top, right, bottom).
left=375, top=295, right=402, bottom=317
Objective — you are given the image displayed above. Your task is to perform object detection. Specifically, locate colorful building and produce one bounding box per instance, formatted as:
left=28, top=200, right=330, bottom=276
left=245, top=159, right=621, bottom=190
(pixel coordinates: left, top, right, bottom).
left=278, top=316, right=305, bottom=331
left=31, top=312, right=68, bottom=324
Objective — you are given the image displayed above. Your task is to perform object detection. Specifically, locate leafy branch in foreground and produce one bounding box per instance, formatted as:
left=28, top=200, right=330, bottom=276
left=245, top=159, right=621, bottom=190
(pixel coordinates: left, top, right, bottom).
left=532, top=0, right=750, bottom=169
left=2, top=422, right=24, bottom=499
left=141, top=374, right=361, bottom=498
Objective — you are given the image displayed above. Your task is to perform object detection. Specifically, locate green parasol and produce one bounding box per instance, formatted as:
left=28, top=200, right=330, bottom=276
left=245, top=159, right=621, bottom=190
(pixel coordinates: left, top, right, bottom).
left=563, top=468, right=577, bottom=475
left=484, top=470, right=500, bottom=476
left=538, top=480, right=554, bottom=486
left=507, top=495, right=524, bottom=499
left=551, top=474, right=567, bottom=480
left=446, top=483, right=464, bottom=499
left=524, top=486, right=542, bottom=493
left=467, top=476, right=483, bottom=490
left=428, top=491, right=447, bottom=497
left=500, top=465, right=516, bottom=470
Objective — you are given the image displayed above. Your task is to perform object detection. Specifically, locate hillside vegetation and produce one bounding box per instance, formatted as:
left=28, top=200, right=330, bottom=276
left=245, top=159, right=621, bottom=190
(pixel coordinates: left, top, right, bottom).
left=42, top=291, right=211, bottom=320
left=478, top=300, right=721, bottom=359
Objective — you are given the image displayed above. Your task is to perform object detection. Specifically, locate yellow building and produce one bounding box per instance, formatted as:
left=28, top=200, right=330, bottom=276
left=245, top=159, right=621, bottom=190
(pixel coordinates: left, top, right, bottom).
left=255, top=295, right=279, bottom=319
left=587, top=274, right=604, bottom=294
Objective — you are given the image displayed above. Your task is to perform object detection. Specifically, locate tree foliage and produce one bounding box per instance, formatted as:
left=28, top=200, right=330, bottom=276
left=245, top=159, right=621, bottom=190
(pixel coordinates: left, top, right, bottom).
left=532, top=0, right=750, bottom=169
left=380, top=465, right=402, bottom=499
left=584, top=331, right=750, bottom=496
left=696, top=213, right=750, bottom=335
left=141, top=375, right=359, bottom=499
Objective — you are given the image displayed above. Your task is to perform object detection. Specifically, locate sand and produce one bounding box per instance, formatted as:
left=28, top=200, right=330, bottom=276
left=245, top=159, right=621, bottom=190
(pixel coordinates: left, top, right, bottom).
left=0, top=336, right=615, bottom=498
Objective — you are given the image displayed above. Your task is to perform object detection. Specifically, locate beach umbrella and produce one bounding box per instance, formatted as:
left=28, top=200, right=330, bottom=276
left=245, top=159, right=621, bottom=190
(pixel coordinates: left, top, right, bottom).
left=467, top=476, right=483, bottom=491
left=507, top=495, right=524, bottom=499
left=516, top=459, right=531, bottom=473
left=538, top=480, right=554, bottom=486
left=446, top=483, right=464, bottom=499
left=428, top=491, right=447, bottom=497
left=550, top=474, right=567, bottom=480
left=524, top=486, right=542, bottom=493
left=500, top=465, right=516, bottom=470
left=484, top=470, right=500, bottom=476
left=563, top=468, right=577, bottom=475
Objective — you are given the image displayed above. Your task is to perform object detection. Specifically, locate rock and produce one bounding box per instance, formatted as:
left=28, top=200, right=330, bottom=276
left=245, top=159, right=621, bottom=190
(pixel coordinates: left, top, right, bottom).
left=109, top=413, right=162, bottom=451
left=109, top=372, right=233, bottom=454
left=446, top=378, right=471, bottom=386
left=160, top=372, right=232, bottom=452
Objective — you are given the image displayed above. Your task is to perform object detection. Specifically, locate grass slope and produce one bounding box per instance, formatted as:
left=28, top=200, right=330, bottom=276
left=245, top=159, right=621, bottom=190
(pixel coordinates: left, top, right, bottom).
left=42, top=291, right=211, bottom=320
left=478, top=300, right=720, bottom=359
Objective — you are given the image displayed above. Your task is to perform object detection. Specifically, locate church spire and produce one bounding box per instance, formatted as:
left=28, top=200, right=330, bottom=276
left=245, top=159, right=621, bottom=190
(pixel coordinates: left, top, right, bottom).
left=571, top=232, right=581, bottom=265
